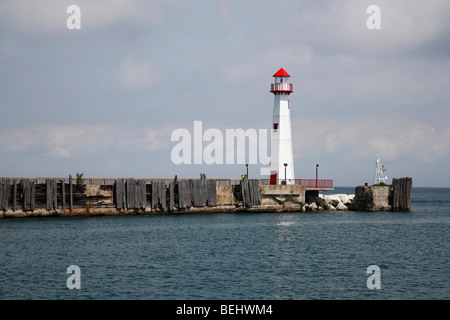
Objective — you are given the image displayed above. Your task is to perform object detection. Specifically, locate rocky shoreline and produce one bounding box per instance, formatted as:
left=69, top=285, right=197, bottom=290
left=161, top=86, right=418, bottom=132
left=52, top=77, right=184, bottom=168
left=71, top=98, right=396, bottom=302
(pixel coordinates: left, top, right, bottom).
left=301, top=193, right=355, bottom=212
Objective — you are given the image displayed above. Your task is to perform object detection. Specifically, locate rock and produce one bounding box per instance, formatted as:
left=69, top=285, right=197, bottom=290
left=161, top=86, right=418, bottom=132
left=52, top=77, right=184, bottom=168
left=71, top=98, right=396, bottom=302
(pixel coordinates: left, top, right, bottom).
left=339, top=194, right=349, bottom=204
left=330, top=199, right=340, bottom=207
left=308, top=202, right=318, bottom=211
left=336, top=202, right=348, bottom=210
left=316, top=197, right=327, bottom=208
left=321, top=194, right=355, bottom=206
left=326, top=204, right=336, bottom=211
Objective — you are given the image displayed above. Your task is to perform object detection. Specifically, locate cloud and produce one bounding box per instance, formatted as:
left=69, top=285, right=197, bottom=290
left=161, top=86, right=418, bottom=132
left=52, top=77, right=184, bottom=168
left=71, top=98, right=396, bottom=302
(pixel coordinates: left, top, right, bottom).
left=267, top=0, right=450, bottom=55
left=222, top=44, right=313, bottom=83
left=0, top=0, right=180, bottom=35
left=0, top=124, right=170, bottom=158
left=114, top=57, right=159, bottom=89
left=291, top=118, right=450, bottom=162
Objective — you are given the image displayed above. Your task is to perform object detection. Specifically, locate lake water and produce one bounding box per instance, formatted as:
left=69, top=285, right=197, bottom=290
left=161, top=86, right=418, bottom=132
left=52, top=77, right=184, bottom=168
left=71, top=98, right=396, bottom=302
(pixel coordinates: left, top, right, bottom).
left=0, top=187, right=448, bottom=300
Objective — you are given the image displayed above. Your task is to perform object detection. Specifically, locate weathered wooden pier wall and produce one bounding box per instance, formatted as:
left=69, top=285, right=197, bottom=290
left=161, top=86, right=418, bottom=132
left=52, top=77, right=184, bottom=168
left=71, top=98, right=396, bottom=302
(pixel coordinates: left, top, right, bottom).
left=1, top=174, right=304, bottom=218
left=391, top=177, right=413, bottom=211
left=0, top=175, right=413, bottom=218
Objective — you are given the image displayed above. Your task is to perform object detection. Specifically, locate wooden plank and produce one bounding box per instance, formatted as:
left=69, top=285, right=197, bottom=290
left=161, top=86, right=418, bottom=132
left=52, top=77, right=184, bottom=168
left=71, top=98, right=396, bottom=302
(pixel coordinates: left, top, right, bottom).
left=248, top=179, right=255, bottom=205
left=399, top=178, right=404, bottom=210
left=122, top=179, right=127, bottom=210
left=254, top=180, right=261, bottom=205
left=142, top=180, right=147, bottom=209
left=178, top=179, right=191, bottom=209
left=249, top=179, right=261, bottom=206
left=138, top=180, right=146, bottom=210
left=168, top=181, right=174, bottom=212
left=400, top=177, right=412, bottom=211
left=201, top=174, right=207, bottom=206
left=151, top=180, right=158, bottom=209
left=21, top=180, right=27, bottom=211
left=192, top=180, right=199, bottom=206
left=401, top=178, right=406, bottom=210
left=393, top=178, right=397, bottom=210
left=46, top=179, right=56, bottom=211
left=115, top=179, right=124, bottom=210
left=407, top=177, right=412, bottom=211
left=46, top=179, right=51, bottom=211
left=207, top=179, right=217, bottom=207
left=22, top=179, right=35, bottom=212
left=121, top=179, right=126, bottom=209
left=126, top=179, right=135, bottom=209
left=0, top=179, right=6, bottom=211
left=53, top=178, right=57, bottom=210
left=69, top=175, right=73, bottom=212
left=192, top=179, right=203, bottom=207
left=200, top=174, right=207, bottom=207
left=6, top=179, right=11, bottom=211
left=239, top=176, right=260, bottom=207
left=240, top=175, right=249, bottom=206
left=61, top=179, right=65, bottom=210
left=187, top=179, right=193, bottom=208
left=392, top=177, right=412, bottom=211
left=13, top=180, right=17, bottom=212
left=177, top=180, right=185, bottom=209
left=177, top=180, right=183, bottom=209
left=30, top=180, right=35, bottom=211
left=114, top=180, right=120, bottom=209
left=159, top=181, right=167, bottom=210
left=0, top=179, right=4, bottom=211
left=1, top=179, right=5, bottom=211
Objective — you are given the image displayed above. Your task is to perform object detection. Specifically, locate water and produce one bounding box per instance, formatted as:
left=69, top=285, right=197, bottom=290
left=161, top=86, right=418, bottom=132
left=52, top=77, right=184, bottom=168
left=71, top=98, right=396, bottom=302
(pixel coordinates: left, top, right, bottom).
left=0, top=187, right=448, bottom=300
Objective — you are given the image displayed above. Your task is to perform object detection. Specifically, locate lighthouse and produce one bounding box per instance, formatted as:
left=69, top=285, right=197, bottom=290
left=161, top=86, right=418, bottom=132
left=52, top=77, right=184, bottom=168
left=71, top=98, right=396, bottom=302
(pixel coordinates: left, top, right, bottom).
left=269, top=68, right=295, bottom=185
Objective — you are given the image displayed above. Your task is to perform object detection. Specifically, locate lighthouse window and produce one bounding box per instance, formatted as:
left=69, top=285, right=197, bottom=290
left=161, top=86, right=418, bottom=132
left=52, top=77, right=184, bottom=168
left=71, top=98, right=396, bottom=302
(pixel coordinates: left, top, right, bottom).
left=273, top=123, right=278, bottom=132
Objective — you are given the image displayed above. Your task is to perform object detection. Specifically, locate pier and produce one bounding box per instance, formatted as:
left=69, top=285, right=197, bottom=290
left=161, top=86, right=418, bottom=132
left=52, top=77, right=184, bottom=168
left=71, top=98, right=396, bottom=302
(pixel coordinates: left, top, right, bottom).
left=0, top=175, right=414, bottom=218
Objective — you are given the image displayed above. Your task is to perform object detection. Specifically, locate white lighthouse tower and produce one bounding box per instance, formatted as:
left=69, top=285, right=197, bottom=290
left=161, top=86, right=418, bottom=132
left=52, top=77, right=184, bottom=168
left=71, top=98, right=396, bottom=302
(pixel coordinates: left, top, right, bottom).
left=269, top=68, right=295, bottom=185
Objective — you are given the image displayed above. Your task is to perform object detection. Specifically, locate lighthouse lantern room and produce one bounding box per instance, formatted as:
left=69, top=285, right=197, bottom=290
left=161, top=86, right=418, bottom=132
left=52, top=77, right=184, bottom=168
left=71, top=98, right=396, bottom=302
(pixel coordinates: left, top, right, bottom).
left=269, top=68, right=295, bottom=185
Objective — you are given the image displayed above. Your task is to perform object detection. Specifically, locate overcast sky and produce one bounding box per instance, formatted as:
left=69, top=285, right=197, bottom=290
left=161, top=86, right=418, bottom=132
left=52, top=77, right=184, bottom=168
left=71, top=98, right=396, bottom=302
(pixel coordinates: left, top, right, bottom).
left=1, top=0, right=449, bottom=187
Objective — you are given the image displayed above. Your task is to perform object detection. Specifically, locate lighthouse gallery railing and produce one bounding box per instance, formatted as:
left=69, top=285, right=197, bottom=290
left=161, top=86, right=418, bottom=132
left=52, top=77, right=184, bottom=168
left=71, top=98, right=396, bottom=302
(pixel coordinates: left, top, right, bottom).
left=259, top=179, right=334, bottom=188
left=270, top=83, right=293, bottom=92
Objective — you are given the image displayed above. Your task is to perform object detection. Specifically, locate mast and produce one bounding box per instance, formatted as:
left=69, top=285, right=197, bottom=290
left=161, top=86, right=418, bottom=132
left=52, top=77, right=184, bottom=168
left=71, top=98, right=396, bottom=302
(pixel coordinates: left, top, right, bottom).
left=374, top=154, right=388, bottom=184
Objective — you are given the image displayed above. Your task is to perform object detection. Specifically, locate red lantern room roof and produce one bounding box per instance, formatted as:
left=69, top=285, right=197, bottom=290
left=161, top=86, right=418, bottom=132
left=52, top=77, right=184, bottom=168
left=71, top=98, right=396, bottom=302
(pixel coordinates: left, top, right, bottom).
left=273, top=68, right=290, bottom=77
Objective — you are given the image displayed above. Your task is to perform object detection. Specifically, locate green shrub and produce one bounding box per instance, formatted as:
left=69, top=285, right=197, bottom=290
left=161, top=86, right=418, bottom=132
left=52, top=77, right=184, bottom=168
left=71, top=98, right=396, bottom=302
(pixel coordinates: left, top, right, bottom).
left=372, top=182, right=391, bottom=187
left=75, top=173, right=85, bottom=193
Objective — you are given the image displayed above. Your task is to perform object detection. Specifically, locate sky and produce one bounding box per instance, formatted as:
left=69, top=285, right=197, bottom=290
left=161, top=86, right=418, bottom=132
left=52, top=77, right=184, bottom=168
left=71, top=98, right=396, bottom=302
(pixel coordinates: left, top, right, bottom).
left=0, top=0, right=449, bottom=187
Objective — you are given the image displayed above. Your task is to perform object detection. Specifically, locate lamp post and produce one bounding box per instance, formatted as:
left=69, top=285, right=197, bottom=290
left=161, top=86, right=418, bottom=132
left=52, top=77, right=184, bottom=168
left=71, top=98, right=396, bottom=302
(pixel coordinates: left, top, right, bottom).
left=316, top=164, right=319, bottom=188
left=284, top=163, right=288, bottom=185
left=246, top=164, right=248, bottom=178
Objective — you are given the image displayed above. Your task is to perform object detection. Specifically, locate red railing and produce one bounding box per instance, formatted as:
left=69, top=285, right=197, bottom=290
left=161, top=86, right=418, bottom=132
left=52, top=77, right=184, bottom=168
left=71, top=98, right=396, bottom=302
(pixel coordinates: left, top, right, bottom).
left=260, top=179, right=334, bottom=189
left=270, top=83, right=293, bottom=93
